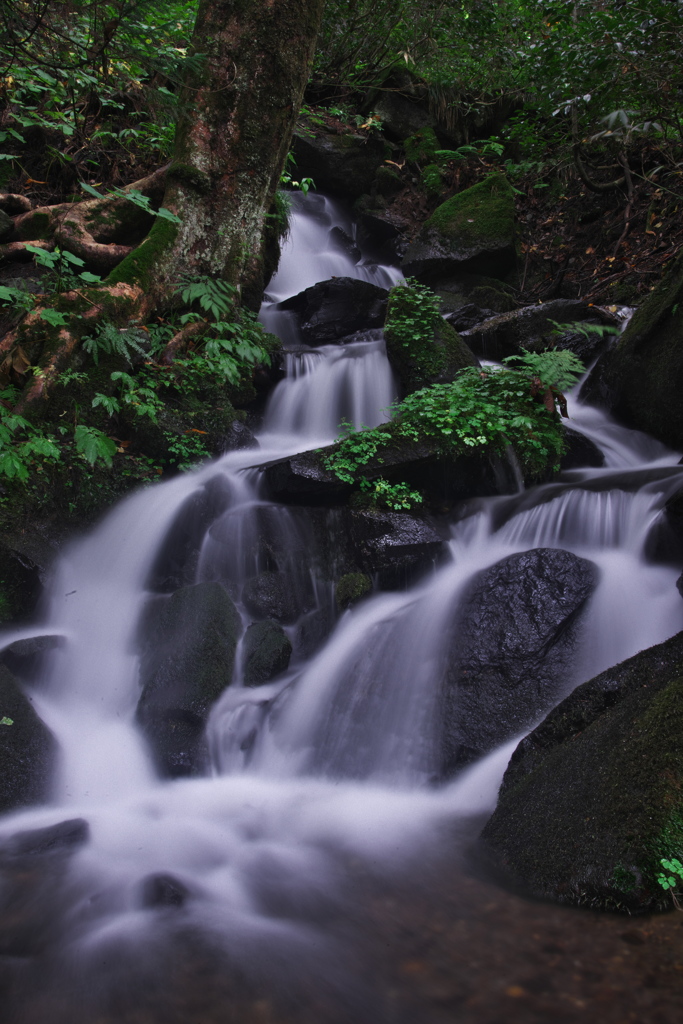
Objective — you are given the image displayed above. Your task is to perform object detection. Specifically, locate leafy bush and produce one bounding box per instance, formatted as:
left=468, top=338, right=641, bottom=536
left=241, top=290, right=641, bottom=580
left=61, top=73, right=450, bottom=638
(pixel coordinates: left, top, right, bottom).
left=323, top=349, right=585, bottom=488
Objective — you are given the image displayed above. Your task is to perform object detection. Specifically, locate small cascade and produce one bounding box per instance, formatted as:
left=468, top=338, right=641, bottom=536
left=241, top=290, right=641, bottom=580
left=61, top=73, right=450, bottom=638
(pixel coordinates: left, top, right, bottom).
left=1, top=192, right=683, bottom=1017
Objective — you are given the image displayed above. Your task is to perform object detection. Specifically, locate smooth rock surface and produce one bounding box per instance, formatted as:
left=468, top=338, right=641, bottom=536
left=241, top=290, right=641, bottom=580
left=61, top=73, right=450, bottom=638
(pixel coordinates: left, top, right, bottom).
left=0, top=664, right=56, bottom=813
left=276, top=277, right=388, bottom=345
left=441, top=547, right=598, bottom=774
left=136, top=582, right=241, bottom=777
left=482, top=629, right=683, bottom=912
left=243, top=619, right=293, bottom=686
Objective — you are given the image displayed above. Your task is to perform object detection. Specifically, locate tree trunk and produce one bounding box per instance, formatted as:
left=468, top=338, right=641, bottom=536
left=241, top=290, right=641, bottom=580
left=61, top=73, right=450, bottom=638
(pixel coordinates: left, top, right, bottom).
left=108, top=0, right=325, bottom=308
left=2, top=0, right=325, bottom=409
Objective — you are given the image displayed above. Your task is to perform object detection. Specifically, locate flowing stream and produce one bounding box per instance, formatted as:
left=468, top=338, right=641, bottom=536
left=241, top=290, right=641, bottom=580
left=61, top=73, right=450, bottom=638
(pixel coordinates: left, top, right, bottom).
left=2, top=191, right=683, bottom=1020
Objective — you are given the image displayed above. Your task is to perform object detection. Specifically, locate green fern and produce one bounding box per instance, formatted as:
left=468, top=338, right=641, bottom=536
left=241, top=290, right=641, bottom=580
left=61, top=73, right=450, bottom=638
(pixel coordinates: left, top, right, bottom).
left=82, top=322, right=148, bottom=365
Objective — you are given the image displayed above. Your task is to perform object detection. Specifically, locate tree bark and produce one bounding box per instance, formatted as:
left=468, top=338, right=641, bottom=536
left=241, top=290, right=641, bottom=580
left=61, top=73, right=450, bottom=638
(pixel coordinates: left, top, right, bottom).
left=108, top=0, right=326, bottom=307
left=1, top=0, right=324, bottom=411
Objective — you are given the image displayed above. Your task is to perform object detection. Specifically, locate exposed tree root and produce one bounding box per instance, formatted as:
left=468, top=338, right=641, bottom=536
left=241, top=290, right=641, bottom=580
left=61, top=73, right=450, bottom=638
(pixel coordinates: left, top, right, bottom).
left=159, top=321, right=208, bottom=364
left=1, top=166, right=168, bottom=272
left=0, top=282, right=153, bottom=414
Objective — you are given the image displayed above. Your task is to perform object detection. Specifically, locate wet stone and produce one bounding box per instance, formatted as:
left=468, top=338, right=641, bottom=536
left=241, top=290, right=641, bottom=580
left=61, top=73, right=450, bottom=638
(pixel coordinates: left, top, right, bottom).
left=140, top=873, right=190, bottom=909
left=3, top=818, right=89, bottom=859
left=243, top=619, right=293, bottom=686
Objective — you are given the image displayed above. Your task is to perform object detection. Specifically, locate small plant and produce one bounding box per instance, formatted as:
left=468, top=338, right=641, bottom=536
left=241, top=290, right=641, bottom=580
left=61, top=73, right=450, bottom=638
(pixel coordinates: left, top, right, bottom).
left=656, top=857, right=683, bottom=908
left=82, top=322, right=148, bottom=365
left=73, top=424, right=117, bottom=467
left=163, top=430, right=211, bottom=471
left=359, top=476, right=423, bottom=511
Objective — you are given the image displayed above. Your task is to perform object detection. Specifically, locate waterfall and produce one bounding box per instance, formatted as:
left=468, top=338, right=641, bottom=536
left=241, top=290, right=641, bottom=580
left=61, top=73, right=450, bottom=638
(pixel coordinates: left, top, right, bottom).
left=1, top=192, right=682, bottom=1017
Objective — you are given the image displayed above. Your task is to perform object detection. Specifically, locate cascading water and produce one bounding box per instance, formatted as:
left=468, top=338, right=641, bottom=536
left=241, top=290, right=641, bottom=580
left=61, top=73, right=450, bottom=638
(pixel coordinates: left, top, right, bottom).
left=1, top=192, right=683, bottom=1021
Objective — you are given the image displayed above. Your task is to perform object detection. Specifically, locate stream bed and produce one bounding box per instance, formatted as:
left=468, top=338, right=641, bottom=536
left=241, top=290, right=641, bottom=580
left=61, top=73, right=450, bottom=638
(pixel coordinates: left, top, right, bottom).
left=1, top=193, right=683, bottom=1022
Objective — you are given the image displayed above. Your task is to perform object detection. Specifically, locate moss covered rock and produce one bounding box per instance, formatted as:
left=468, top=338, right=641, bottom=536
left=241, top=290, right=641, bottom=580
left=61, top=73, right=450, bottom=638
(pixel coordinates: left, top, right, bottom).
left=404, top=127, right=439, bottom=164
left=335, top=571, right=372, bottom=609
left=402, top=173, right=516, bottom=283
left=136, top=582, right=242, bottom=777
left=581, top=249, right=683, bottom=450
left=291, top=127, right=386, bottom=201
left=481, top=630, right=683, bottom=913
left=243, top=619, right=292, bottom=686
left=383, top=280, right=478, bottom=396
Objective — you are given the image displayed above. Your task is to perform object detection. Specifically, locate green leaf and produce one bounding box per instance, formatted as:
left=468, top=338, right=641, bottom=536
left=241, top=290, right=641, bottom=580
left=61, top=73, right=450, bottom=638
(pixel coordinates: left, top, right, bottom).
left=39, top=309, right=69, bottom=326
left=0, top=717, right=13, bottom=726
left=74, top=425, right=117, bottom=467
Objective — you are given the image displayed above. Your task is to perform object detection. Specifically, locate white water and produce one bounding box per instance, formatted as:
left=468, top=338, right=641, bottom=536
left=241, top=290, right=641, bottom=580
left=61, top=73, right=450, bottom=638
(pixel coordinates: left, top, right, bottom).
left=2, top=193, right=683, bottom=1005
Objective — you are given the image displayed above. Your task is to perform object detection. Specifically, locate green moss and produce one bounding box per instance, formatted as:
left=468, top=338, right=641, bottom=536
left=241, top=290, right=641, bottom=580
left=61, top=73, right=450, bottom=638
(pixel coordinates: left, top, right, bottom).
left=483, top=656, right=683, bottom=912
left=426, top=173, right=515, bottom=246
left=335, top=572, right=372, bottom=609
left=404, top=127, right=439, bottom=164
left=375, top=165, right=403, bottom=197
left=243, top=619, right=292, bottom=686
left=468, top=284, right=516, bottom=313
left=106, top=217, right=178, bottom=291
left=16, top=210, right=52, bottom=241
left=167, top=162, right=213, bottom=195
left=384, top=279, right=478, bottom=394
left=420, top=163, right=443, bottom=198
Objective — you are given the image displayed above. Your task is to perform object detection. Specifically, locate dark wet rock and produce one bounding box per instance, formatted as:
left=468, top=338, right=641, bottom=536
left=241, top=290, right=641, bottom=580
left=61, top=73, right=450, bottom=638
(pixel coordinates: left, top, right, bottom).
left=242, top=571, right=297, bottom=623
left=460, top=299, right=617, bottom=362
left=348, top=510, right=447, bottom=589
left=243, top=619, right=292, bottom=686
left=329, top=225, right=361, bottom=263
left=291, top=127, right=386, bottom=201
left=140, top=873, right=190, bottom=909
left=146, top=476, right=234, bottom=592
left=223, top=420, right=259, bottom=452
left=0, top=539, right=44, bottom=624
left=137, top=582, right=242, bottom=777
left=677, top=572, right=683, bottom=597
left=445, top=303, right=496, bottom=331
left=384, top=288, right=479, bottom=396
left=0, top=633, right=65, bottom=678
left=0, top=665, right=56, bottom=813
left=355, top=212, right=402, bottom=264
left=581, top=249, right=683, bottom=450
left=373, top=91, right=434, bottom=141
left=644, top=483, right=683, bottom=564
left=402, top=174, right=516, bottom=283
left=335, top=572, right=372, bottom=609
left=441, top=548, right=598, bottom=775
left=4, top=818, right=89, bottom=859
left=560, top=427, right=605, bottom=470
left=261, top=437, right=521, bottom=511
left=276, top=277, right=388, bottom=346
left=481, top=629, right=683, bottom=912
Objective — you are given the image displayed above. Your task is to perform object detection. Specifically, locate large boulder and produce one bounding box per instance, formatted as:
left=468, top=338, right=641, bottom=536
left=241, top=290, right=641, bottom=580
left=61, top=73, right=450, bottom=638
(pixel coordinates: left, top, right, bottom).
left=260, top=435, right=521, bottom=511
left=402, top=174, right=516, bottom=283
left=384, top=288, right=479, bottom=396
left=242, top=620, right=292, bottom=686
left=291, top=128, right=386, bottom=201
left=581, top=250, right=683, bottom=450
left=441, top=548, right=598, bottom=775
left=136, top=582, right=242, bottom=777
left=276, top=277, right=389, bottom=345
left=0, top=665, right=56, bottom=813
left=458, top=299, right=617, bottom=362
left=481, top=630, right=683, bottom=912
left=242, top=570, right=302, bottom=623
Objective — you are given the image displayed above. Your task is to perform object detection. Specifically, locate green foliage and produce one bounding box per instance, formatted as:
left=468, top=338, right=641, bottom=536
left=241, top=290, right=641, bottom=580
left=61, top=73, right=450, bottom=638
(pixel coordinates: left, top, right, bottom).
left=324, top=353, right=578, bottom=492
left=73, top=424, right=117, bottom=467
left=0, top=285, right=34, bottom=313
left=175, top=277, right=273, bottom=385
left=359, top=476, right=423, bottom=511
left=163, top=430, right=210, bottom=472
left=656, top=856, right=683, bottom=893
left=503, top=349, right=586, bottom=391
left=0, top=387, right=61, bottom=482
left=79, top=182, right=181, bottom=224
left=385, top=278, right=441, bottom=352
left=82, top=322, right=148, bottom=365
